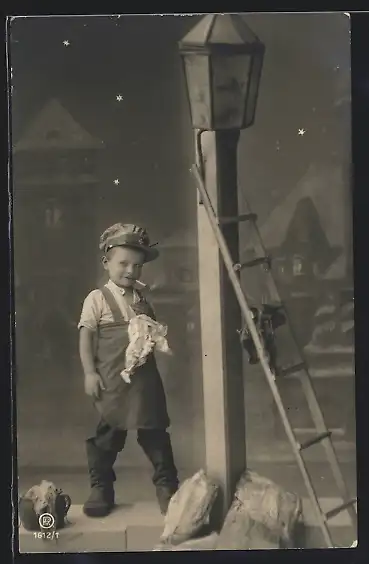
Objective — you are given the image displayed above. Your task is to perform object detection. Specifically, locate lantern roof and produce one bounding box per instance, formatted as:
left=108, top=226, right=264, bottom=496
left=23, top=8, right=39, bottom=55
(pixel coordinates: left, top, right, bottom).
left=179, top=13, right=260, bottom=48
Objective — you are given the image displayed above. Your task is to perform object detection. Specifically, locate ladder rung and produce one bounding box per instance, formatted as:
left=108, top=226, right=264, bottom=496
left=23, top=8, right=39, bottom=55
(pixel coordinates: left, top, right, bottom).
left=234, top=256, right=270, bottom=271
left=325, top=498, right=357, bottom=521
left=299, top=431, right=332, bottom=451
left=280, top=362, right=306, bottom=378
left=218, top=213, right=257, bottom=225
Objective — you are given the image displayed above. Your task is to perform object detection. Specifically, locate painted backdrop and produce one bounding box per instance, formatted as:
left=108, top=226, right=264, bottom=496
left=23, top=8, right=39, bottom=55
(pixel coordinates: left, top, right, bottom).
left=11, top=13, right=354, bottom=472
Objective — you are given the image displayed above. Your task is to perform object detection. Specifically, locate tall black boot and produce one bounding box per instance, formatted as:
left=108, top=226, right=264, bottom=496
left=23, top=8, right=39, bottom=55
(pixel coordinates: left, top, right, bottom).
left=83, top=439, right=118, bottom=518
left=137, top=430, right=179, bottom=516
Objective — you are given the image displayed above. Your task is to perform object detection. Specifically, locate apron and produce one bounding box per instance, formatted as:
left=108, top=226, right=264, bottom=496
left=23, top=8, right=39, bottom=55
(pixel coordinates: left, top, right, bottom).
left=93, top=286, right=170, bottom=431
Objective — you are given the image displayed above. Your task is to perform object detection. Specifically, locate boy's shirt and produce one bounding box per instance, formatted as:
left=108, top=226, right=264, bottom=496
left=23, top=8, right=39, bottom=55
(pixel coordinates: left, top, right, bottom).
left=78, top=279, right=145, bottom=331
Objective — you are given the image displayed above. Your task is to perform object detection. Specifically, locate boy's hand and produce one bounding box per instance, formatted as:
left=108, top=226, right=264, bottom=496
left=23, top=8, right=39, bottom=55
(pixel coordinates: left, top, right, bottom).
left=84, top=372, right=105, bottom=399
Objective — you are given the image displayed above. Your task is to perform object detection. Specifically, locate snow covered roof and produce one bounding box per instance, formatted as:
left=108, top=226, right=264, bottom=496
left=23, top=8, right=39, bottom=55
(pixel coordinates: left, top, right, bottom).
left=257, top=162, right=348, bottom=250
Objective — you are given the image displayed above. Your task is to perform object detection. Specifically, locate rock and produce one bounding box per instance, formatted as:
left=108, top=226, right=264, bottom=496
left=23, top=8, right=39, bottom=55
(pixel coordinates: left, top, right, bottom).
left=159, top=469, right=219, bottom=547
left=216, top=470, right=302, bottom=550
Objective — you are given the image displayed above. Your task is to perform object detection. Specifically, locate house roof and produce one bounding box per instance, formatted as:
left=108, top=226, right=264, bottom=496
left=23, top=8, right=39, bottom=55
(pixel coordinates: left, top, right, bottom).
left=246, top=162, right=351, bottom=278
left=13, top=98, right=104, bottom=152
left=257, top=162, right=348, bottom=250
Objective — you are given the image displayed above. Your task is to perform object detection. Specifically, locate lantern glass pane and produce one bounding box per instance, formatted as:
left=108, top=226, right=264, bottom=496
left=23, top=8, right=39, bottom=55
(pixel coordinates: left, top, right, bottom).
left=244, top=51, right=264, bottom=128
left=212, top=53, right=252, bottom=130
left=183, top=54, right=211, bottom=130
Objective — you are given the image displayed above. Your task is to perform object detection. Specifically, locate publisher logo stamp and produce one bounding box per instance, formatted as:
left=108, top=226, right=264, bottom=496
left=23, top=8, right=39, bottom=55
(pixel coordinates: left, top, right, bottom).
left=38, top=513, right=55, bottom=529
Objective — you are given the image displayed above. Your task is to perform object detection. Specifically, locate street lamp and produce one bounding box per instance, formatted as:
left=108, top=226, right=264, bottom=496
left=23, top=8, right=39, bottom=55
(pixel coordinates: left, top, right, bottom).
left=178, top=14, right=265, bottom=523
left=178, top=13, right=265, bottom=131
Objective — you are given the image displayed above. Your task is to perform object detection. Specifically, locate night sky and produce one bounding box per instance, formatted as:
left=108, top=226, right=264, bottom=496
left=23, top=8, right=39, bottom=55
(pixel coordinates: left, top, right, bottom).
left=9, top=13, right=352, bottom=230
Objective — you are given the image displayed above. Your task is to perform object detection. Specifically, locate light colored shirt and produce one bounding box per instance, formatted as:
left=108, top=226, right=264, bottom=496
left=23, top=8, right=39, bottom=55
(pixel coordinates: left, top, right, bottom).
left=78, top=280, right=142, bottom=331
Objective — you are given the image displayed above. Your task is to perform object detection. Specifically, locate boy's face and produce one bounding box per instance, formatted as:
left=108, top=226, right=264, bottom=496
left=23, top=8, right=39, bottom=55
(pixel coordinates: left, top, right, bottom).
left=103, top=246, right=145, bottom=288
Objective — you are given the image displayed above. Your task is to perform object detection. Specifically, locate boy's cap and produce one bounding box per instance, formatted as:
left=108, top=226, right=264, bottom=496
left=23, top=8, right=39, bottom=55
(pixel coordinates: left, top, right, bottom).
left=99, top=223, right=159, bottom=263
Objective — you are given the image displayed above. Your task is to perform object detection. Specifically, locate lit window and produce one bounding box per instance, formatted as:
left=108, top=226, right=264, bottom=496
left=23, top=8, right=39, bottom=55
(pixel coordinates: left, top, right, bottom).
left=293, top=255, right=304, bottom=276
left=45, top=201, right=63, bottom=228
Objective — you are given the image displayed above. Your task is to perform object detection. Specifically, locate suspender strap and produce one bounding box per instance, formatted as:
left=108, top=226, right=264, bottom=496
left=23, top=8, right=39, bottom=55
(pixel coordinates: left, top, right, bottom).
left=99, top=286, right=125, bottom=323
left=133, top=290, right=156, bottom=320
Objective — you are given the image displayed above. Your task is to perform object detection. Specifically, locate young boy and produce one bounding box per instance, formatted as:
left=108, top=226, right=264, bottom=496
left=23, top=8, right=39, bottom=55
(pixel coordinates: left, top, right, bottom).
left=78, top=223, right=179, bottom=518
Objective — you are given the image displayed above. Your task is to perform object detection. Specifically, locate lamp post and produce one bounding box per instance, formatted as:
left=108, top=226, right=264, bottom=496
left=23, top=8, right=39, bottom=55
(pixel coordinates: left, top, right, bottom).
left=179, top=14, right=264, bottom=526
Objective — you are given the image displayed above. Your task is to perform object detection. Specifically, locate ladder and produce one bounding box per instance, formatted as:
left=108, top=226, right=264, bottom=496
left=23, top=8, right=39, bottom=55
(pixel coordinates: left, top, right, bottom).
left=191, top=163, right=357, bottom=548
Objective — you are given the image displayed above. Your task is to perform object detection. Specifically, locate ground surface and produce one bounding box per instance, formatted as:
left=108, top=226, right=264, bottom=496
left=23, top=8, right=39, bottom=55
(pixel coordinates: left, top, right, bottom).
left=16, top=460, right=357, bottom=552
left=18, top=461, right=357, bottom=503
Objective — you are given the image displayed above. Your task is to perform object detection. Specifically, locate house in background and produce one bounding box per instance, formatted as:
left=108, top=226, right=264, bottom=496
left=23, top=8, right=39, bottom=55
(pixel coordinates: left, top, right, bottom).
left=146, top=227, right=197, bottom=291
left=251, top=160, right=355, bottom=445
left=13, top=98, right=104, bottom=370
left=13, top=98, right=107, bottom=468
left=259, top=162, right=351, bottom=285
left=256, top=161, right=353, bottom=346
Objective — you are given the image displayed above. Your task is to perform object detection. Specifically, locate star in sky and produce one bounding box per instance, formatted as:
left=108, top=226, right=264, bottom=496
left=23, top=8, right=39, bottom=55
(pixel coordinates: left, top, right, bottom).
left=63, top=40, right=70, bottom=47
left=298, top=128, right=306, bottom=136
left=113, top=179, right=120, bottom=185
left=116, top=94, right=123, bottom=102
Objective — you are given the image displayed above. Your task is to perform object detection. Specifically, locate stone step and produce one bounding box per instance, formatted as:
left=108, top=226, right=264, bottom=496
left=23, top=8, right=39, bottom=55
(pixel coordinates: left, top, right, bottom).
left=18, top=498, right=356, bottom=553
left=18, top=501, right=164, bottom=553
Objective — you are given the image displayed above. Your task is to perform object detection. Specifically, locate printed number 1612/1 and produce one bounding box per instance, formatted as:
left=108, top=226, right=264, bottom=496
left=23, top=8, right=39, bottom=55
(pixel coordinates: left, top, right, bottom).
left=33, top=531, right=60, bottom=540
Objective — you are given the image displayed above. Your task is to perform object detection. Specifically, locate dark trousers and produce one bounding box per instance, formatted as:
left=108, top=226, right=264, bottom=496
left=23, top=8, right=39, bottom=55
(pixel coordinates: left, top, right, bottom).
left=89, top=420, right=179, bottom=489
